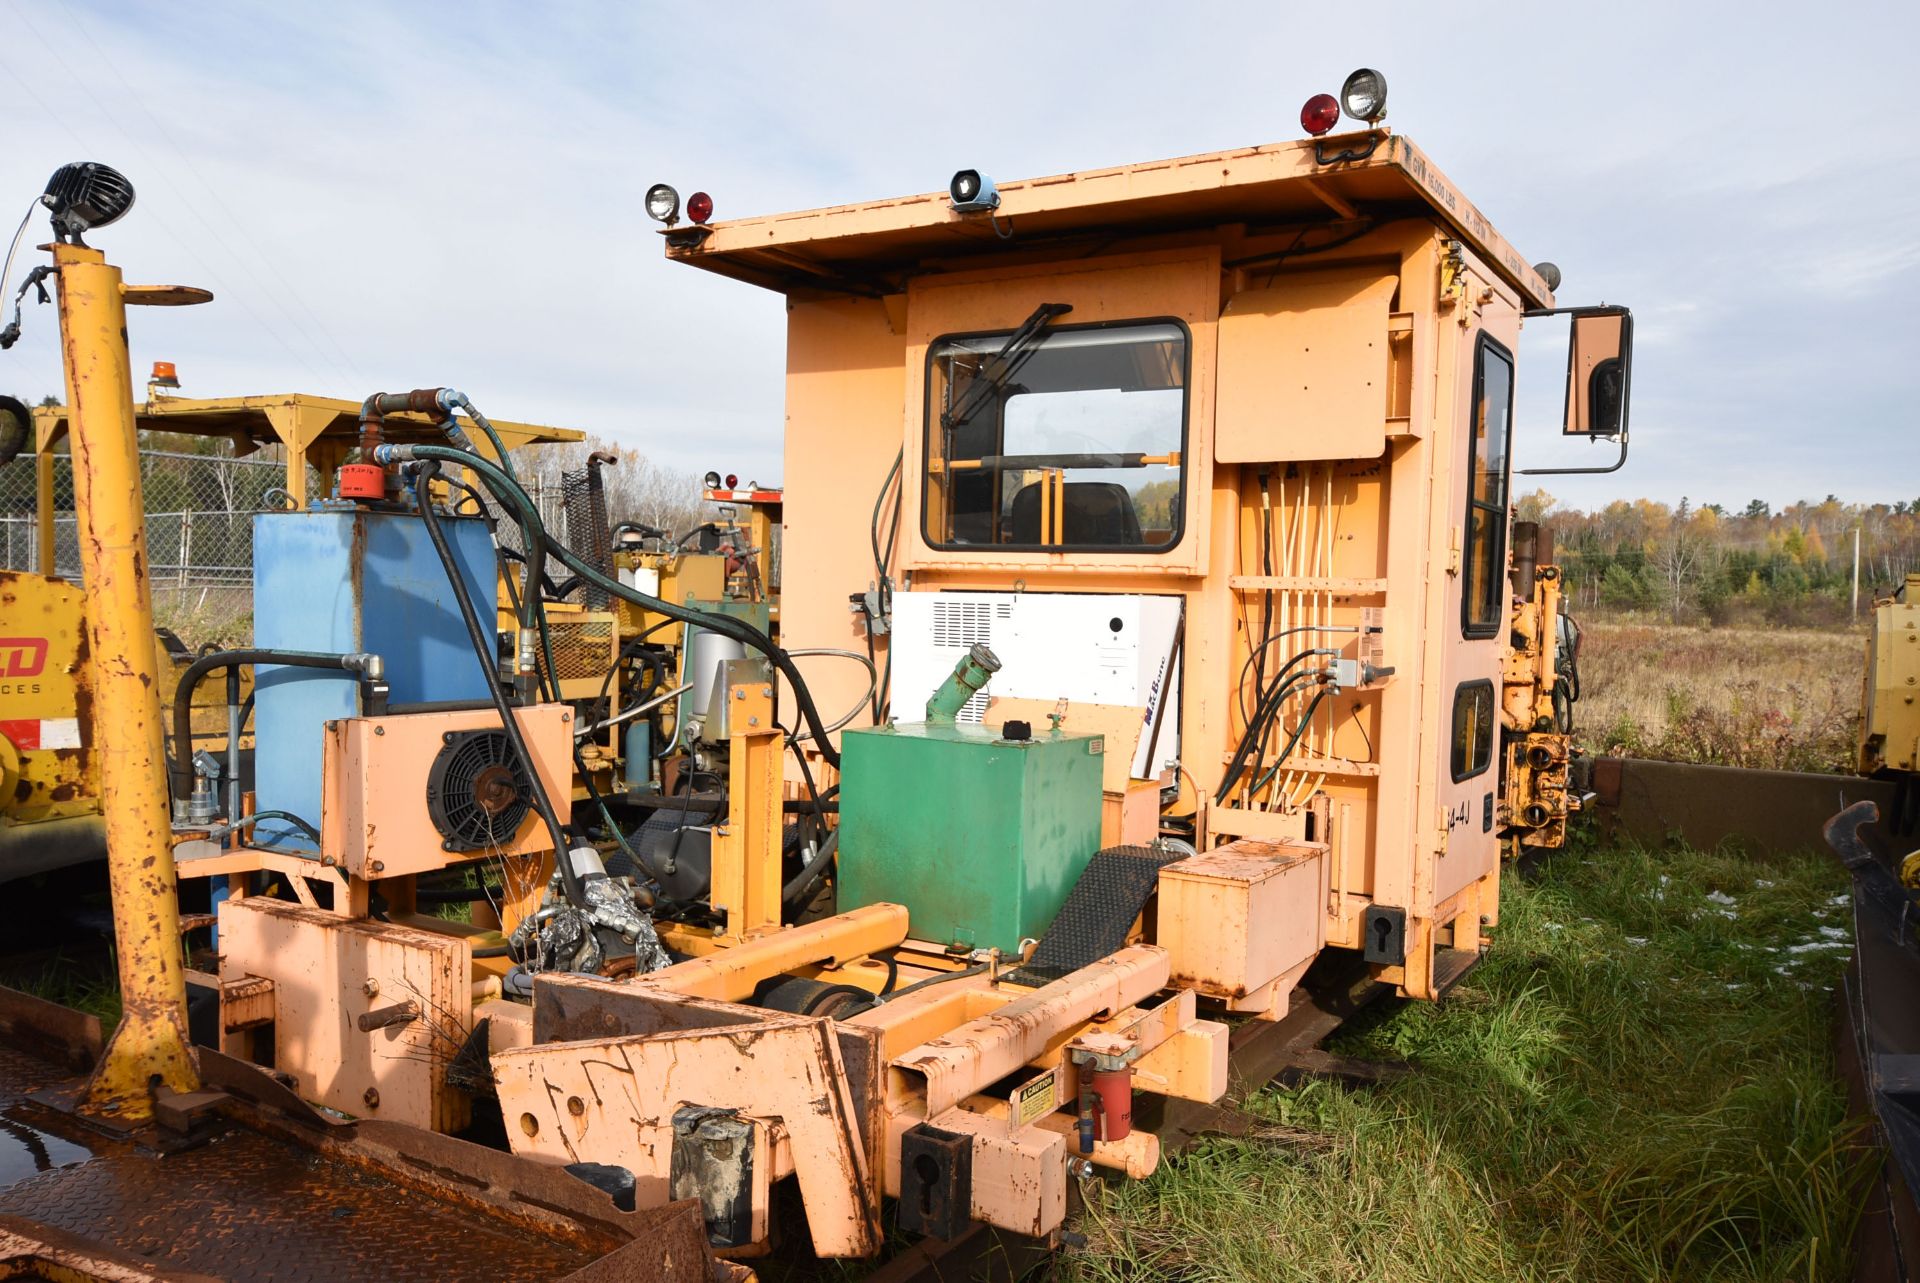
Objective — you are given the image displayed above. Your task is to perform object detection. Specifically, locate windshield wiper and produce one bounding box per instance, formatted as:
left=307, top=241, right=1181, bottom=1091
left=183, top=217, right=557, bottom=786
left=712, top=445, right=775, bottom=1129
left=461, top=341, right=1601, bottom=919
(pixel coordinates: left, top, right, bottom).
left=941, top=301, right=1072, bottom=431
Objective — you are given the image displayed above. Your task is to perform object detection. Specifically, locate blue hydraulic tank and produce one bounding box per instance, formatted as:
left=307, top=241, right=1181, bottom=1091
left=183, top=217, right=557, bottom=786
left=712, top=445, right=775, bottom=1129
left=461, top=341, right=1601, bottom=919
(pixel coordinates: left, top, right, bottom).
left=251, top=504, right=497, bottom=850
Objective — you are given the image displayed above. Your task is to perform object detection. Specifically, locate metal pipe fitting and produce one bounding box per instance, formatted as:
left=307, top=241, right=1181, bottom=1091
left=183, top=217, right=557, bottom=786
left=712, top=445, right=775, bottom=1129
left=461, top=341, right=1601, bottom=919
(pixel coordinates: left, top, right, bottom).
left=925, top=643, right=1002, bottom=723
left=169, top=648, right=384, bottom=801
left=359, top=388, right=448, bottom=456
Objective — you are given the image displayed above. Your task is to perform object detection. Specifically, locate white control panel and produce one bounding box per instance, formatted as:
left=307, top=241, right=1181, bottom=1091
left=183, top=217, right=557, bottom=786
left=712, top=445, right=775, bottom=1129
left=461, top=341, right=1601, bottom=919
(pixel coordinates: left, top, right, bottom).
left=889, top=590, right=1182, bottom=779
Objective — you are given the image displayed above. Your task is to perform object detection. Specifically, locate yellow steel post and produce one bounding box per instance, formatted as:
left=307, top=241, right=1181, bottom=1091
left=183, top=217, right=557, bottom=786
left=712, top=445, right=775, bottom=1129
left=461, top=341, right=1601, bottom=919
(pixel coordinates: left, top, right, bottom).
left=52, top=243, right=202, bottom=1117
left=707, top=663, right=785, bottom=942
left=34, top=449, right=55, bottom=577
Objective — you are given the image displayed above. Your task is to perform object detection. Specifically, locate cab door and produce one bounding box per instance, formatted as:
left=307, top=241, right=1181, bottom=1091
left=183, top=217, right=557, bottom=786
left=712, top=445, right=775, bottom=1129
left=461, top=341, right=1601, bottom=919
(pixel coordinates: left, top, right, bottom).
left=1433, top=321, right=1518, bottom=904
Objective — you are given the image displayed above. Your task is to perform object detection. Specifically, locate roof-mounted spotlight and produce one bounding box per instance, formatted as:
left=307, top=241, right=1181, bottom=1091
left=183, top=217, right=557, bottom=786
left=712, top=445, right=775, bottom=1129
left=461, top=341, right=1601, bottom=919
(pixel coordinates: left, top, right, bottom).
left=1533, top=261, right=1563, bottom=292
left=949, top=169, right=1000, bottom=213
left=703, top=469, right=722, bottom=489
left=1339, top=68, right=1389, bottom=124
left=645, top=182, right=681, bottom=226
left=41, top=162, right=135, bottom=245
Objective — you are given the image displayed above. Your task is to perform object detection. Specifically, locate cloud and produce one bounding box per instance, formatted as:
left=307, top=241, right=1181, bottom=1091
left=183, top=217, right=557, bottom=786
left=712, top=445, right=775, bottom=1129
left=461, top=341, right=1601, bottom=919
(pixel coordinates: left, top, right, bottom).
left=1, top=0, right=1913, bottom=510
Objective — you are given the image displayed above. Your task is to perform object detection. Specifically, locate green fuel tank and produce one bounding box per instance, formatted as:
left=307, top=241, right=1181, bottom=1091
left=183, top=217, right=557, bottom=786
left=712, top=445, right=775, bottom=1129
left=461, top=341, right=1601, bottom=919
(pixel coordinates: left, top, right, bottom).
left=836, top=717, right=1105, bottom=956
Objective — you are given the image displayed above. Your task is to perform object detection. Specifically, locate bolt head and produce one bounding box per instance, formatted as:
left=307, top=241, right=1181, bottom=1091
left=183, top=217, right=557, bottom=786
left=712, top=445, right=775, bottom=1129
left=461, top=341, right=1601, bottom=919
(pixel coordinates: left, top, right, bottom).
left=561, top=711, right=571, bottom=722
left=374, top=725, right=385, bottom=736
left=363, top=978, right=380, bottom=997
left=363, top=1087, right=380, bottom=1109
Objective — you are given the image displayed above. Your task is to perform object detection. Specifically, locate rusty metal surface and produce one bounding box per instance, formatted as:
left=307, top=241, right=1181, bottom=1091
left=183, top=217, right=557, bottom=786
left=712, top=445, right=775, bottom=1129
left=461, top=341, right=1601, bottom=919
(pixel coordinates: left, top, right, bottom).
left=535, top=974, right=887, bottom=1178
left=51, top=243, right=199, bottom=1119
left=555, top=1224, right=753, bottom=1283
left=0, top=985, right=103, bottom=1074
left=496, top=1001, right=881, bottom=1259
left=1590, top=755, right=1900, bottom=856
left=0, top=1045, right=622, bottom=1282
left=0, top=1213, right=224, bottom=1282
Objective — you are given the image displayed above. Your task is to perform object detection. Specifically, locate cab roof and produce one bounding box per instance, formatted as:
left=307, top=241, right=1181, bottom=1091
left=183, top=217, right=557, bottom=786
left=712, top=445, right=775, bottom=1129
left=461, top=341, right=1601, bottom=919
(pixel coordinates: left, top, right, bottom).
left=665, top=130, right=1555, bottom=309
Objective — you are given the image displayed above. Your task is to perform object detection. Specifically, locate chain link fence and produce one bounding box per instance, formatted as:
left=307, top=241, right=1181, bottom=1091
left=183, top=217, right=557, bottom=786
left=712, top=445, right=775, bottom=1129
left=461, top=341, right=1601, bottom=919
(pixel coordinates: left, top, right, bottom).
left=0, top=445, right=744, bottom=643
left=0, top=447, right=305, bottom=642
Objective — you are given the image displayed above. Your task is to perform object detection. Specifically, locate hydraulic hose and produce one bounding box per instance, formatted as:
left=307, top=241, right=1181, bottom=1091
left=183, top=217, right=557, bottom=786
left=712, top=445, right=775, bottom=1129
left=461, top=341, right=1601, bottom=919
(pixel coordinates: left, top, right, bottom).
left=411, top=464, right=585, bottom=909
left=377, top=442, right=846, bottom=767
left=170, top=649, right=380, bottom=801
left=374, top=389, right=537, bottom=686
left=229, top=809, right=321, bottom=843
left=1216, top=651, right=1335, bottom=804
left=1247, top=686, right=1333, bottom=795
left=433, top=389, right=518, bottom=483
left=781, top=826, right=840, bottom=910
left=875, top=961, right=990, bottom=1005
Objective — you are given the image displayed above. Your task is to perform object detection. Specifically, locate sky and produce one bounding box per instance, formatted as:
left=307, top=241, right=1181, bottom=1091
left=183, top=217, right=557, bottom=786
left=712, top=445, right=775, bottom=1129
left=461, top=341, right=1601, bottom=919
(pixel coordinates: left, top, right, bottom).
left=1, top=0, right=1914, bottom=512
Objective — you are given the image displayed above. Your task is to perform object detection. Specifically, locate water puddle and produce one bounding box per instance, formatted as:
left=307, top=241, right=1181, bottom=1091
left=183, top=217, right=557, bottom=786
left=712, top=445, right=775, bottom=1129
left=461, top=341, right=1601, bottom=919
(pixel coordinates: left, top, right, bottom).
left=0, top=1110, right=94, bottom=1192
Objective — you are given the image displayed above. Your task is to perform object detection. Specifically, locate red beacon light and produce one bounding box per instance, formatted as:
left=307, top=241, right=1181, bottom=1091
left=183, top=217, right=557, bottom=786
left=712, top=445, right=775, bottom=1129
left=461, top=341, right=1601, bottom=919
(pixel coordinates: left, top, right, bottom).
left=1300, top=93, right=1341, bottom=137
left=724, top=472, right=738, bottom=489
left=687, top=191, right=713, bottom=225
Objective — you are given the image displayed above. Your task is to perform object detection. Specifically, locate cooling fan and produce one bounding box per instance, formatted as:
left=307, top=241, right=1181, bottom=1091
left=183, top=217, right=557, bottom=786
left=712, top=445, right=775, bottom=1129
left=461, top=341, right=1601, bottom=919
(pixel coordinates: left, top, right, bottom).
left=425, top=729, right=532, bottom=851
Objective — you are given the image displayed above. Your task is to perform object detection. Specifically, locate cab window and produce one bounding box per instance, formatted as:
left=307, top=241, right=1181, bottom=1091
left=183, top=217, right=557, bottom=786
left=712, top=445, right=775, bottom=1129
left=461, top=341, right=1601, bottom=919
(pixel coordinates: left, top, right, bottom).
left=923, top=320, right=1188, bottom=551
left=1462, top=335, right=1514, bottom=636
left=1451, top=680, right=1495, bottom=781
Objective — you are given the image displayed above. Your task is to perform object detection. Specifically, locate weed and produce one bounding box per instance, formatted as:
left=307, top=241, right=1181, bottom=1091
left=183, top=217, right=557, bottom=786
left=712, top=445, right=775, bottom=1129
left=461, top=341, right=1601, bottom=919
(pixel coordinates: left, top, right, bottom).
left=1, top=951, right=122, bottom=1033
left=1067, top=839, right=1866, bottom=1283
left=1577, top=623, right=1860, bottom=773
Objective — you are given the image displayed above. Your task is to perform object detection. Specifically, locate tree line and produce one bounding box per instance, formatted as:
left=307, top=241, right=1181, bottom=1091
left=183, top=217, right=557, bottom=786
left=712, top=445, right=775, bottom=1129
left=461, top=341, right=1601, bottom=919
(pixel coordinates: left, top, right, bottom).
left=1526, top=490, right=1920, bottom=628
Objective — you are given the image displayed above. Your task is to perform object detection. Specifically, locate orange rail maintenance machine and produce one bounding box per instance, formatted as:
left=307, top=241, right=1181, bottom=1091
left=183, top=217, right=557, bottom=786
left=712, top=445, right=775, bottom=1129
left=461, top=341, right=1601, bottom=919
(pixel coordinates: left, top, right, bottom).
left=7, top=70, right=1633, bottom=1269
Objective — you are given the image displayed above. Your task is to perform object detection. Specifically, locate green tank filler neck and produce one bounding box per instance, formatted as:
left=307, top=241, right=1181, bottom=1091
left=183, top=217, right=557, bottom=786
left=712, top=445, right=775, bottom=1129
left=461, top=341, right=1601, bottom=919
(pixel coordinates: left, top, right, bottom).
left=926, top=643, right=1002, bottom=723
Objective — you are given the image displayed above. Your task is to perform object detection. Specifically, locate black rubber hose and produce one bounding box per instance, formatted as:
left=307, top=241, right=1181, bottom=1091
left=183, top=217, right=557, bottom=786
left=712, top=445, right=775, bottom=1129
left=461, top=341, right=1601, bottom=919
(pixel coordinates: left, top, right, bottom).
left=1237, top=672, right=1321, bottom=803
left=1248, top=686, right=1333, bottom=795
left=412, top=464, right=585, bottom=909
left=781, top=827, right=840, bottom=909
left=171, top=648, right=371, bottom=801
left=877, top=961, right=990, bottom=1004
left=1217, top=654, right=1331, bottom=804
left=383, top=444, right=844, bottom=767
left=231, top=809, right=321, bottom=843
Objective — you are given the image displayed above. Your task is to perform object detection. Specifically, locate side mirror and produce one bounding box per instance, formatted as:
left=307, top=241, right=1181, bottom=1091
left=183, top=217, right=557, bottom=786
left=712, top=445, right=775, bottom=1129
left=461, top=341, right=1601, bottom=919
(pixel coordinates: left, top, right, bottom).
left=0, top=395, right=31, bottom=466
left=1562, top=307, right=1632, bottom=437
left=1519, top=303, right=1634, bottom=477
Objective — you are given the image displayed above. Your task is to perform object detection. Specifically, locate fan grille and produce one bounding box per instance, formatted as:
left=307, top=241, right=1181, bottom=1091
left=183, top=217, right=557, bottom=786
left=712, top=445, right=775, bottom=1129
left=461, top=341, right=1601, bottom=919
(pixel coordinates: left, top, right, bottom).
left=425, top=729, right=532, bottom=850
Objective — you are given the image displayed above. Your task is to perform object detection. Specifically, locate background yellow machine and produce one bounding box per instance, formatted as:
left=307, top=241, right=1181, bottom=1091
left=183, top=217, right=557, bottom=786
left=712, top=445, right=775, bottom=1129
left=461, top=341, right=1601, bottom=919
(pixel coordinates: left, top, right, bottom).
left=1862, top=573, right=1920, bottom=780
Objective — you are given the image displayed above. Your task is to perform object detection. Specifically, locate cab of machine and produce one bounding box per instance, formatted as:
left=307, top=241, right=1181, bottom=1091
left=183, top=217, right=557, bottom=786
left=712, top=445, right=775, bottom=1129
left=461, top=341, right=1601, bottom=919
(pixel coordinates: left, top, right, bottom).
left=659, top=112, right=1623, bottom=1002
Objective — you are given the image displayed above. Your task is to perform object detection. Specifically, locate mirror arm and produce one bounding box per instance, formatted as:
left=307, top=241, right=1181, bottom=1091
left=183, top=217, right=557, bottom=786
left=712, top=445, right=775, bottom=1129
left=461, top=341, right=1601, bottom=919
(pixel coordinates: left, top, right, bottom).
left=1518, top=432, right=1628, bottom=476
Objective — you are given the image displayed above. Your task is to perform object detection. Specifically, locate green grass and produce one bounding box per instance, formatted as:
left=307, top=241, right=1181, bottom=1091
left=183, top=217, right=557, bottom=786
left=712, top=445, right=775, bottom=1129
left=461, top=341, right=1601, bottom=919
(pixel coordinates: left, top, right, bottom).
left=2, top=951, right=122, bottom=1032
left=1067, top=834, right=1868, bottom=1283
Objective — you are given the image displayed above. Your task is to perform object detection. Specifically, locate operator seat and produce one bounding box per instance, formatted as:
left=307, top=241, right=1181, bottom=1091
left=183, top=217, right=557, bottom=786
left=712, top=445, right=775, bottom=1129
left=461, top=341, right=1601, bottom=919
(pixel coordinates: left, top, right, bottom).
left=1007, top=481, right=1144, bottom=546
